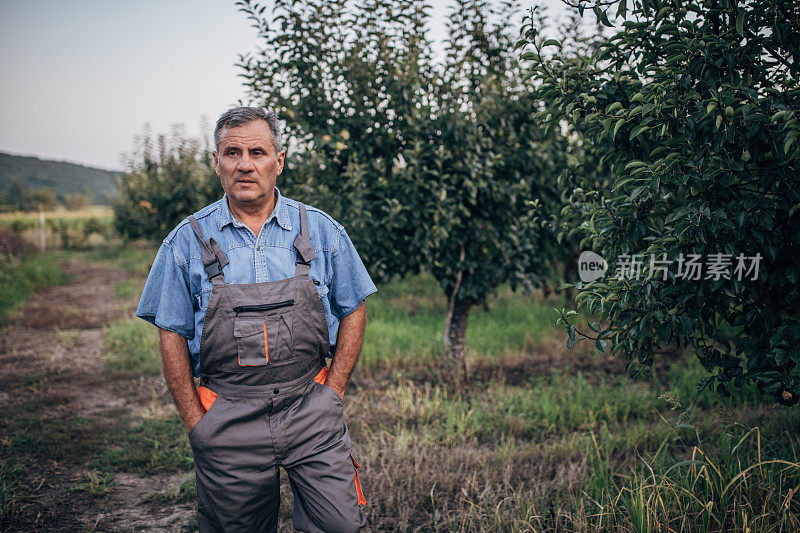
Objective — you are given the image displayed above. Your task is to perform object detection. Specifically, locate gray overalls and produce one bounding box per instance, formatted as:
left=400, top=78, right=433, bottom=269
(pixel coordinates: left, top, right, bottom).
left=185, top=204, right=368, bottom=532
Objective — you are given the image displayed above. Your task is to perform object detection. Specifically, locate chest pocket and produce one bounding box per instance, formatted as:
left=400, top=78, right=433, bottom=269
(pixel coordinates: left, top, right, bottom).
left=232, top=300, right=295, bottom=367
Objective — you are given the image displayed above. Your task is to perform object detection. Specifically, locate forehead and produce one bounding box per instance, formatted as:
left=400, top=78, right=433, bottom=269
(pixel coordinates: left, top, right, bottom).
left=217, top=120, right=275, bottom=149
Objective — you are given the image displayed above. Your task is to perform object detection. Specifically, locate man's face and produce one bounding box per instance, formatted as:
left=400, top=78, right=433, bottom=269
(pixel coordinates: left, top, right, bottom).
left=213, top=120, right=285, bottom=207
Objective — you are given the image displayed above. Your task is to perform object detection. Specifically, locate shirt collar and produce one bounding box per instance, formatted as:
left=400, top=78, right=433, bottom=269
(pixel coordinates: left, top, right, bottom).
left=216, top=186, right=292, bottom=232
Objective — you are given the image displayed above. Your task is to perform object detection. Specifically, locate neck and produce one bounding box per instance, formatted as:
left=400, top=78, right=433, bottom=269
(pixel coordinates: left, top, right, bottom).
left=226, top=191, right=276, bottom=236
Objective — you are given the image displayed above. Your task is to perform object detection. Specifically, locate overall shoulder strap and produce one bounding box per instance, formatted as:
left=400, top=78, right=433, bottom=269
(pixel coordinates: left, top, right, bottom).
left=188, top=215, right=229, bottom=281
left=293, top=203, right=316, bottom=277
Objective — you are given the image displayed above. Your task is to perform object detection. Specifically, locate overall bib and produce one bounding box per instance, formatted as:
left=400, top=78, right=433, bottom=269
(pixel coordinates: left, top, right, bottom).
left=186, top=204, right=368, bottom=533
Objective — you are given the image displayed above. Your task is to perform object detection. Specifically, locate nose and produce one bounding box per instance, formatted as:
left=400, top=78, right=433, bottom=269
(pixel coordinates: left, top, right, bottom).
left=236, top=153, right=255, bottom=173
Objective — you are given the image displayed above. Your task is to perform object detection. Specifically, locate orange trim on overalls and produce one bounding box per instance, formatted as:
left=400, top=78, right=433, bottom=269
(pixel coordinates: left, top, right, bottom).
left=264, top=322, right=269, bottom=363
left=197, top=386, right=219, bottom=413
left=350, top=453, right=366, bottom=505
left=314, top=366, right=328, bottom=384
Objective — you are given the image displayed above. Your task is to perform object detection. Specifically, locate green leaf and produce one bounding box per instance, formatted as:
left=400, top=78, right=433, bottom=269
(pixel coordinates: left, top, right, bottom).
left=613, top=118, right=625, bottom=140
left=598, top=8, right=613, bottom=27
left=658, top=323, right=671, bottom=343
left=616, top=0, right=627, bottom=19
left=736, top=11, right=745, bottom=38
left=630, top=124, right=650, bottom=140
left=612, top=177, right=634, bottom=190
left=541, top=39, right=561, bottom=48
left=630, top=185, right=648, bottom=200
left=771, top=110, right=788, bottom=123
left=624, top=160, right=647, bottom=171
left=785, top=135, right=797, bottom=154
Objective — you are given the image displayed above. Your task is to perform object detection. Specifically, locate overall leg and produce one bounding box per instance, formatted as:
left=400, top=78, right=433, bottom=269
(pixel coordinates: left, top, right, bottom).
left=283, top=381, right=368, bottom=533
left=190, top=394, right=282, bottom=532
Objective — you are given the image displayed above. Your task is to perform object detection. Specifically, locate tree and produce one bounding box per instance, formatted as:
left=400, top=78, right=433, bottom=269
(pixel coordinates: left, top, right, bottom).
left=2, top=179, right=29, bottom=212
left=424, top=0, right=571, bottom=381
left=26, top=188, right=58, bottom=211
left=522, top=0, right=799, bottom=405
left=236, top=0, right=571, bottom=384
left=113, top=125, right=222, bottom=241
left=65, top=194, right=89, bottom=211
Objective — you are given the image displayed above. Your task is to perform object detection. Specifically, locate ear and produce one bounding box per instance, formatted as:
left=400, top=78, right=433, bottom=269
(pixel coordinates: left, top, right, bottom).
left=212, top=150, right=220, bottom=176
left=276, top=150, right=286, bottom=176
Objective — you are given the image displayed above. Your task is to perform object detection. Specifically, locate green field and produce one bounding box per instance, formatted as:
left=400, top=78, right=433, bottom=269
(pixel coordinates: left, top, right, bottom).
left=0, top=206, right=115, bottom=251
left=1, top=245, right=798, bottom=532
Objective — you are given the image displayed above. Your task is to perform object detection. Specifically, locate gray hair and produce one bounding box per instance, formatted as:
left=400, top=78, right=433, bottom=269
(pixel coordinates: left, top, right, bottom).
left=213, top=107, right=283, bottom=153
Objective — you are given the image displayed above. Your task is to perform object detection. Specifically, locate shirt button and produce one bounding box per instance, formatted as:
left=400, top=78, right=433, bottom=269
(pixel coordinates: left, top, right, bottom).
left=273, top=388, right=279, bottom=394
left=257, top=246, right=262, bottom=251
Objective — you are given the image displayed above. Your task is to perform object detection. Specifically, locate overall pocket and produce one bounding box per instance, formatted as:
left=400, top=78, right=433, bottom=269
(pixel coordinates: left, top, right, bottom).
left=188, top=393, right=223, bottom=441
left=233, top=301, right=295, bottom=366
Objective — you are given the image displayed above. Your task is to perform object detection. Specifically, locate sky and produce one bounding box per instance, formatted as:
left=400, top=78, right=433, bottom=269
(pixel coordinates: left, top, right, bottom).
left=0, top=0, right=572, bottom=171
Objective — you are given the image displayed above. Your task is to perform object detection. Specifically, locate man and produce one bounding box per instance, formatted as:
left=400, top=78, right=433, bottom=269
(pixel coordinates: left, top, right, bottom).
left=136, top=107, right=376, bottom=532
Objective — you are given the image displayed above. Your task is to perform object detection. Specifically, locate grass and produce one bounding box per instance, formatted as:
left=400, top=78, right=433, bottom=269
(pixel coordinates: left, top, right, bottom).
left=75, top=242, right=155, bottom=273
left=0, top=253, right=67, bottom=326
left=344, top=277, right=800, bottom=531
left=583, top=423, right=800, bottom=532
left=0, top=206, right=112, bottom=223
left=92, top=416, right=193, bottom=475
left=2, top=247, right=798, bottom=531
left=0, top=207, right=115, bottom=251
left=0, top=459, right=35, bottom=525
left=2, top=395, right=121, bottom=464
left=362, top=273, right=572, bottom=370
left=114, top=278, right=143, bottom=300
left=103, top=318, right=161, bottom=375
left=71, top=471, right=117, bottom=498
left=344, top=374, right=799, bottom=531
left=142, top=475, right=196, bottom=504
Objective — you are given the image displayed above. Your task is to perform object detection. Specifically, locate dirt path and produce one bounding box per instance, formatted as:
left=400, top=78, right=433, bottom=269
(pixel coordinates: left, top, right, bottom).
left=0, top=261, right=196, bottom=532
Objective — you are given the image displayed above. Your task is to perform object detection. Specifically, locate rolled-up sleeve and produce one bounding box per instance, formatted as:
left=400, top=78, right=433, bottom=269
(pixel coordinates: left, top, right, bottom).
left=136, top=242, right=194, bottom=339
left=329, top=228, right=377, bottom=319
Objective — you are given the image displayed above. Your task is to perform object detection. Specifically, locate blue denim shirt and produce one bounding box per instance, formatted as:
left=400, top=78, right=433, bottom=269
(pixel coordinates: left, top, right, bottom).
left=135, top=187, right=378, bottom=377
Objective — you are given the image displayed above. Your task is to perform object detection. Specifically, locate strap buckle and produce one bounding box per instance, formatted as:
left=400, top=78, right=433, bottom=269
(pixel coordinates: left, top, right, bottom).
left=295, top=248, right=312, bottom=266
left=205, top=258, right=224, bottom=279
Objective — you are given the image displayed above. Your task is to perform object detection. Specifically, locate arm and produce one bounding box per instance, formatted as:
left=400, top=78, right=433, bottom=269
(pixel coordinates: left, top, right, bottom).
left=158, top=328, right=205, bottom=433
left=324, top=301, right=367, bottom=398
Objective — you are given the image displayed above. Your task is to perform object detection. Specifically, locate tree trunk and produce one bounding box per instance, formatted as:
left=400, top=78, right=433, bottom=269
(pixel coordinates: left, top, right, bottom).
left=443, top=298, right=471, bottom=389
left=442, top=243, right=471, bottom=389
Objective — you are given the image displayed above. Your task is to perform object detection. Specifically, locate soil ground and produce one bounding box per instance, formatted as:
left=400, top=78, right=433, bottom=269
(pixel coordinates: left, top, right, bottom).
left=0, top=261, right=196, bottom=532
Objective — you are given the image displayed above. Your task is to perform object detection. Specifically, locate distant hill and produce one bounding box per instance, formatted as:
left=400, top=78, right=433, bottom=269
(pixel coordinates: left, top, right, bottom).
left=0, top=152, right=120, bottom=205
